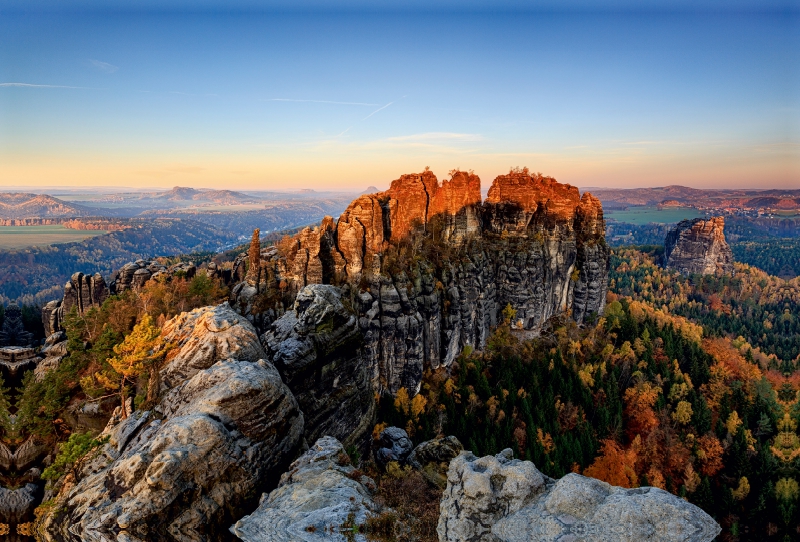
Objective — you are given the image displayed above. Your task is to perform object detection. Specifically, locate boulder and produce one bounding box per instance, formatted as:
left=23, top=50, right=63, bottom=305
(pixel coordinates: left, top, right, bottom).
left=231, top=436, right=380, bottom=542
left=159, top=302, right=267, bottom=389
left=407, top=435, right=463, bottom=488
left=375, top=426, right=413, bottom=468
left=438, top=449, right=721, bottom=542
left=261, top=285, right=373, bottom=447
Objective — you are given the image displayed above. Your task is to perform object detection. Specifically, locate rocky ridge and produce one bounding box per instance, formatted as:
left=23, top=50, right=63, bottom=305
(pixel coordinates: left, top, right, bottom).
left=232, top=169, right=609, bottom=395
left=663, top=217, right=734, bottom=276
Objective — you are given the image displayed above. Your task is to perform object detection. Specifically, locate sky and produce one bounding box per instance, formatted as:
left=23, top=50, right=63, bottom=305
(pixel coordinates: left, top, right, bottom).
left=0, top=1, right=797, bottom=191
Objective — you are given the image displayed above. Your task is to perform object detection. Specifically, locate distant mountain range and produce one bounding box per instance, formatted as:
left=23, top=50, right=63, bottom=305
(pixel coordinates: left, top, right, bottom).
left=588, top=185, right=800, bottom=211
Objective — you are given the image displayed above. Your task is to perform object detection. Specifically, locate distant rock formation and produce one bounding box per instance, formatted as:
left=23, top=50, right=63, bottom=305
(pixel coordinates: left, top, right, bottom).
left=664, top=217, right=734, bottom=276
left=109, top=259, right=196, bottom=294
left=230, top=168, right=609, bottom=395
left=438, top=449, right=721, bottom=542
left=41, top=272, right=109, bottom=336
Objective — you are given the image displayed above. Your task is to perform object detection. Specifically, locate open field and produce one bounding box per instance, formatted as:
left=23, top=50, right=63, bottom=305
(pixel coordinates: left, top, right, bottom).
left=0, top=225, right=108, bottom=249
left=605, top=205, right=707, bottom=225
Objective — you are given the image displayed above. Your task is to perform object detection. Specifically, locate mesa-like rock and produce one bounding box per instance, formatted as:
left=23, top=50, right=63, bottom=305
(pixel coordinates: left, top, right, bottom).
left=663, top=217, right=734, bottom=276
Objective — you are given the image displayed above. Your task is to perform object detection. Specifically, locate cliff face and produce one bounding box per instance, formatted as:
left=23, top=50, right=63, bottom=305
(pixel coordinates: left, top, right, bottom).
left=664, top=217, right=734, bottom=276
left=234, top=169, right=609, bottom=395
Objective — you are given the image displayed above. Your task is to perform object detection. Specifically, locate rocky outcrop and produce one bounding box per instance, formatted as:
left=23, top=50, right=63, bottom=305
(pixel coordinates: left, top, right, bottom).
left=438, top=449, right=721, bottom=542
left=231, top=436, right=380, bottom=542
left=261, top=285, right=374, bottom=447
left=230, top=169, right=609, bottom=395
left=34, top=331, right=68, bottom=382
left=37, top=307, right=304, bottom=542
left=664, top=217, right=734, bottom=276
left=41, top=272, right=109, bottom=336
left=109, top=259, right=196, bottom=294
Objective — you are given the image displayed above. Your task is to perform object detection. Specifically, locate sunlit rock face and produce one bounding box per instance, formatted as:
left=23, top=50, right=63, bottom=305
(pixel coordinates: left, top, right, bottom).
left=230, top=169, right=609, bottom=395
left=664, top=217, right=734, bottom=276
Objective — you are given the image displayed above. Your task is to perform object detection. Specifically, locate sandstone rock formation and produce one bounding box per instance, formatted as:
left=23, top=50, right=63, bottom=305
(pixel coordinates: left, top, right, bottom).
left=34, top=330, right=67, bottom=382
left=261, top=285, right=374, bottom=447
left=664, top=217, right=734, bottom=276
left=231, top=436, right=380, bottom=542
left=109, top=259, right=196, bottom=294
left=438, top=449, right=721, bottom=542
left=41, top=272, right=109, bottom=336
left=407, top=435, right=463, bottom=488
left=37, top=306, right=304, bottom=542
left=230, top=169, right=609, bottom=395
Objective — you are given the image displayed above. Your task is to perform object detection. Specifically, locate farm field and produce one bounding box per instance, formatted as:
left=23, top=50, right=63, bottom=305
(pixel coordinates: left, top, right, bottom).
left=605, top=205, right=707, bottom=225
left=0, top=225, right=108, bottom=249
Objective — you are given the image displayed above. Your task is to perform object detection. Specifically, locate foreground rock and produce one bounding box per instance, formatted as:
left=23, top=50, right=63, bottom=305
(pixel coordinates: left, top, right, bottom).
left=664, top=217, right=734, bottom=276
left=261, top=285, right=374, bottom=447
left=374, top=426, right=414, bottom=468
left=37, top=305, right=304, bottom=542
left=438, top=449, right=721, bottom=542
left=407, top=435, right=463, bottom=488
left=232, top=436, right=380, bottom=542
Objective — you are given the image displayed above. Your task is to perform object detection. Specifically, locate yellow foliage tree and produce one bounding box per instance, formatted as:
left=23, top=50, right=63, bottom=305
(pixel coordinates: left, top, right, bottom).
left=103, top=314, right=164, bottom=418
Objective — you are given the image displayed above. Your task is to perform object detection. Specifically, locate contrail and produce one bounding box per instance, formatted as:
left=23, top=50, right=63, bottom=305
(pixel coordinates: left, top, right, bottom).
left=362, top=101, right=395, bottom=121
left=268, top=98, right=380, bottom=106
left=0, top=82, right=102, bottom=89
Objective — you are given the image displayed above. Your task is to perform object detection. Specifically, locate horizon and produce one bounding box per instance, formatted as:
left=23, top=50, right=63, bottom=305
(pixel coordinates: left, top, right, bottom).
left=1, top=2, right=797, bottom=191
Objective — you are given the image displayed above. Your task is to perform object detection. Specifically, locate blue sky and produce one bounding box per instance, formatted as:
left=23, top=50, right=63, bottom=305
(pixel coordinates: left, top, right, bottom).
left=0, top=1, right=797, bottom=190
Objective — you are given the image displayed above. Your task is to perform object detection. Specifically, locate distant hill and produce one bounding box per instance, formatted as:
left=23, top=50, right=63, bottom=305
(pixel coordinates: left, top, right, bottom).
left=0, top=193, right=108, bottom=219
left=156, top=186, right=257, bottom=204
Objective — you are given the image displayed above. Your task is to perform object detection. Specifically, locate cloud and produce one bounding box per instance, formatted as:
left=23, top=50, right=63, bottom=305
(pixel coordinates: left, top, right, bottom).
left=385, top=132, right=483, bottom=143
left=89, top=59, right=119, bottom=73
left=0, top=82, right=102, bottom=89
left=267, top=98, right=380, bottom=106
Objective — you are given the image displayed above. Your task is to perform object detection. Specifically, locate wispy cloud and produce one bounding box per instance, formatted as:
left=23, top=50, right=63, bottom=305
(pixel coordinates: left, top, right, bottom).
left=267, top=98, right=380, bottom=106
left=0, top=82, right=102, bottom=89
left=385, top=132, right=483, bottom=143
left=89, top=59, right=118, bottom=73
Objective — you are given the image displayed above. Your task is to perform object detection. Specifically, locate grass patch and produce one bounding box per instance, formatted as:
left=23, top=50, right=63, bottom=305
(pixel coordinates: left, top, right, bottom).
left=0, top=225, right=107, bottom=249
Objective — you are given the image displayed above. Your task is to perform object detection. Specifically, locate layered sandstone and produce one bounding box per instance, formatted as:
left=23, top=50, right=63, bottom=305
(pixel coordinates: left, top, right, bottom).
left=41, top=272, right=109, bottom=336
left=231, top=169, right=609, bottom=395
left=664, top=217, right=734, bottom=276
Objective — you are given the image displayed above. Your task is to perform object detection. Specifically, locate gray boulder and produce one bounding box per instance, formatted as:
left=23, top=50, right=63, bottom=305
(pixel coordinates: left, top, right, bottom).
left=262, top=285, right=374, bottom=447
left=375, top=426, right=413, bottom=468
left=231, top=436, right=380, bottom=542
left=438, top=449, right=721, bottom=542
left=408, top=435, right=463, bottom=488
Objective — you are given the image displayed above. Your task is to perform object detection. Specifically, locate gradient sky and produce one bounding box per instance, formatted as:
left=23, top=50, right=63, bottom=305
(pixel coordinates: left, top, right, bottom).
left=1, top=1, right=797, bottom=191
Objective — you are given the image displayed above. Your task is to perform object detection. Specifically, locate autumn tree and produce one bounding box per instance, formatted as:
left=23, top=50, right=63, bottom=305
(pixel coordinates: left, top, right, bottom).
left=584, top=438, right=639, bottom=488
left=96, top=314, right=165, bottom=418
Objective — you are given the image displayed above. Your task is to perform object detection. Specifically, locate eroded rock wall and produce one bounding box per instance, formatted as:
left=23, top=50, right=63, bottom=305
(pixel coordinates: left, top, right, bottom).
left=664, top=217, right=734, bottom=276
